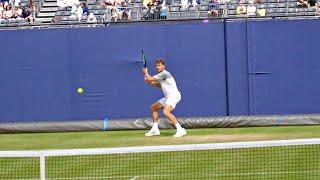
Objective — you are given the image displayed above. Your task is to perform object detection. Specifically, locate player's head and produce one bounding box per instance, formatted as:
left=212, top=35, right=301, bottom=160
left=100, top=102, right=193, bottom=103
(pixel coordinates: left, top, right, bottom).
left=155, top=59, right=165, bottom=72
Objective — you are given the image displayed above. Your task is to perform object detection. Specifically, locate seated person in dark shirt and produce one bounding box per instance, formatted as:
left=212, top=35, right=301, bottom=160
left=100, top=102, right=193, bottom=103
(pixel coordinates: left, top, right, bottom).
left=207, top=0, right=219, bottom=17
left=298, top=0, right=318, bottom=7
left=81, top=2, right=89, bottom=16
left=308, top=0, right=318, bottom=7
left=21, top=7, right=33, bottom=22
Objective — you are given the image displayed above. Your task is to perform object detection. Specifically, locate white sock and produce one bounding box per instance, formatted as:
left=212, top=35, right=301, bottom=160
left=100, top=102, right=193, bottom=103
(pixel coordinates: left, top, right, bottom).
left=175, top=123, right=183, bottom=131
left=152, top=122, right=159, bottom=130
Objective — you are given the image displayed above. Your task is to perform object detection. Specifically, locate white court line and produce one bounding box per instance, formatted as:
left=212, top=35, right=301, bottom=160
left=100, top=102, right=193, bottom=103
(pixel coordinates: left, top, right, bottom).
left=12, top=170, right=320, bottom=180
left=206, top=170, right=320, bottom=176
left=46, top=174, right=172, bottom=180
left=9, top=179, right=39, bottom=180
left=1, top=138, right=320, bottom=157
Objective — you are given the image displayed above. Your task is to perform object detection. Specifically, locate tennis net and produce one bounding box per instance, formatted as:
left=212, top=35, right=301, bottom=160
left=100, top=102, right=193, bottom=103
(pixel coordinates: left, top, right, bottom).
left=0, top=138, right=320, bottom=180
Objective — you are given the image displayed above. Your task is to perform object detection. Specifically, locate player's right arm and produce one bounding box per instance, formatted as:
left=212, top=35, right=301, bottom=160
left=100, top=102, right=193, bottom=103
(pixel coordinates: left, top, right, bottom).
left=144, top=79, right=161, bottom=88
left=143, top=68, right=158, bottom=83
left=149, top=81, right=161, bottom=88
left=143, top=68, right=160, bottom=88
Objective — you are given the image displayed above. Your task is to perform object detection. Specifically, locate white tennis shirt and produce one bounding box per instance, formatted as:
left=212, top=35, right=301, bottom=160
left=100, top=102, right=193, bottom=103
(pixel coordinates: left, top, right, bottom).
left=153, top=70, right=181, bottom=97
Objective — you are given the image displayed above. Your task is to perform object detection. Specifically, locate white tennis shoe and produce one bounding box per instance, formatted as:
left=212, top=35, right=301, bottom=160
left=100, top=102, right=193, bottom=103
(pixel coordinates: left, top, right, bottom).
left=173, top=128, right=187, bottom=138
left=145, top=129, right=160, bottom=137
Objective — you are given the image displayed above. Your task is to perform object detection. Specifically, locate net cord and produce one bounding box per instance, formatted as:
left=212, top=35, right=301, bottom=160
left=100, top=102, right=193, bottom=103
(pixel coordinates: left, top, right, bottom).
left=1, top=138, right=320, bottom=158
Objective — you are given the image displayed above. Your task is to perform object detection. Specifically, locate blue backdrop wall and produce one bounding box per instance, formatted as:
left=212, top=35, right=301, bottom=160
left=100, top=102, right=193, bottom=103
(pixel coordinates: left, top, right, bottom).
left=1, top=19, right=320, bottom=122
left=0, top=21, right=227, bottom=122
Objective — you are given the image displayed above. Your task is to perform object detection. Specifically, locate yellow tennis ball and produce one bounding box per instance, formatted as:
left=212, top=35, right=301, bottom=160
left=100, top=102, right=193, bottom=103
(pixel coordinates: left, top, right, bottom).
left=77, top=88, right=84, bottom=94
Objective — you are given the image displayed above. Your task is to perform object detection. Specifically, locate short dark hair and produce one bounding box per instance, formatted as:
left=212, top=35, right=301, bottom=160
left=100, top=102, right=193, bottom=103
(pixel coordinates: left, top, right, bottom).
left=155, top=59, right=165, bottom=65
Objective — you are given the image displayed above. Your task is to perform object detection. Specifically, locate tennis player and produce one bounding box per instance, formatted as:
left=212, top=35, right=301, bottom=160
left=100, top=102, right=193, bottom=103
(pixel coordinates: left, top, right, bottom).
left=143, top=59, right=186, bottom=137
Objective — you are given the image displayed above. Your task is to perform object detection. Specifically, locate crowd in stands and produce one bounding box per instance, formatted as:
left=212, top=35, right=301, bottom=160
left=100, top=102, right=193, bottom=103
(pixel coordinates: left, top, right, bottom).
left=49, top=0, right=319, bottom=24
left=235, top=0, right=258, bottom=16
left=57, top=0, right=97, bottom=22
left=0, top=0, right=319, bottom=25
left=101, top=0, right=132, bottom=21
left=57, top=0, right=133, bottom=22
left=0, top=0, right=35, bottom=23
left=206, top=0, right=264, bottom=17
left=140, top=0, right=169, bottom=20
left=207, top=0, right=318, bottom=18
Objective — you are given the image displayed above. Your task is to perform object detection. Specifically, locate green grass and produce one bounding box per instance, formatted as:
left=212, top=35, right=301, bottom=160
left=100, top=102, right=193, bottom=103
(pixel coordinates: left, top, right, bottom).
left=1, top=145, right=320, bottom=179
left=1, top=126, right=320, bottom=179
left=1, top=126, right=320, bottom=150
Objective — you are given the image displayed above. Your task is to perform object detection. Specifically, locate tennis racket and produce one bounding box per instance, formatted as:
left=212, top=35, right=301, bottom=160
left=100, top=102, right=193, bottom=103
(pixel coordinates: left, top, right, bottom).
left=141, top=49, right=147, bottom=68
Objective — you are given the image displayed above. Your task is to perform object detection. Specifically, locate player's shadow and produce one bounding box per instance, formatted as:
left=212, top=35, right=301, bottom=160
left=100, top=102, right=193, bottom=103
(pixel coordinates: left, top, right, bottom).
left=159, top=131, right=175, bottom=136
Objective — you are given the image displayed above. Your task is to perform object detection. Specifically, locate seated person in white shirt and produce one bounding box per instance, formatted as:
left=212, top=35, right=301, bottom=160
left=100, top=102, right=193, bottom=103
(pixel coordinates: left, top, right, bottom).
left=246, top=0, right=257, bottom=16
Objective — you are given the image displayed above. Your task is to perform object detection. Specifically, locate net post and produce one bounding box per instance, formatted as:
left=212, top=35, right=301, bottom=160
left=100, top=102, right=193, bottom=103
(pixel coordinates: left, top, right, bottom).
left=40, top=154, right=46, bottom=180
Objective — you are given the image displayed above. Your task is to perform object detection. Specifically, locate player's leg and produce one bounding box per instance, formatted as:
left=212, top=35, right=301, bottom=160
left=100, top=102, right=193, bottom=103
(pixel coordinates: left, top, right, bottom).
left=150, top=102, right=163, bottom=129
left=162, top=95, right=186, bottom=137
left=145, top=101, right=163, bottom=137
left=162, top=105, right=178, bottom=125
left=163, top=105, right=186, bottom=137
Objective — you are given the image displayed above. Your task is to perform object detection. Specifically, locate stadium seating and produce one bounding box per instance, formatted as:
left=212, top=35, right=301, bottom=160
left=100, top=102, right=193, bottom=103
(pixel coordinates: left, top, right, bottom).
left=0, top=0, right=319, bottom=26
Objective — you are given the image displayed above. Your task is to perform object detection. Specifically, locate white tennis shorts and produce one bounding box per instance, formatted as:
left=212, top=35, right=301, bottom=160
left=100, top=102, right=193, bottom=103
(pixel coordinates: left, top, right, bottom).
left=158, top=94, right=181, bottom=109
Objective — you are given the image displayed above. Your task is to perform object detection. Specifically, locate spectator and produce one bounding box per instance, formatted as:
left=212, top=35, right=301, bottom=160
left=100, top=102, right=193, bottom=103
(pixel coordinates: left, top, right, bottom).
left=87, top=12, right=97, bottom=22
left=81, top=2, right=89, bottom=16
left=297, top=0, right=308, bottom=7
left=52, top=15, right=61, bottom=23
left=103, top=0, right=119, bottom=22
left=0, top=2, right=4, bottom=12
left=143, top=0, right=153, bottom=8
left=236, top=0, right=246, bottom=16
left=160, top=0, right=168, bottom=19
left=12, top=4, right=22, bottom=19
left=110, top=6, right=119, bottom=21
left=307, top=0, right=318, bottom=7
left=22, top=7, right=33, bottom=21
left=101, top=0, right=115, bottom=8
left=207, top=0, right=220, bottom=17
left=256, top=0, right=265, bottom=16
left=219, top=0, right=229, bottom=16
left=118, top=1, right=131, bottom=20
left=180, top=0, right=188, bottom=9
left=246, top=0, right=256, bottom=16
left=21, top=6, right=33, bottom=21
left=142, top=0, right=157, bottom=20
left=2, top=0, right=9, bottom=9
left=189, top=0, right=199, bottom=7
left=0, top=2, right=3, bottom=22
left=296, top=0, right=317, bottom=8
left=3, top=4, right=13, bottom=19
left=29, top=0, right=37, bottom=19
left=70, top=3, right=82, bottom=21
